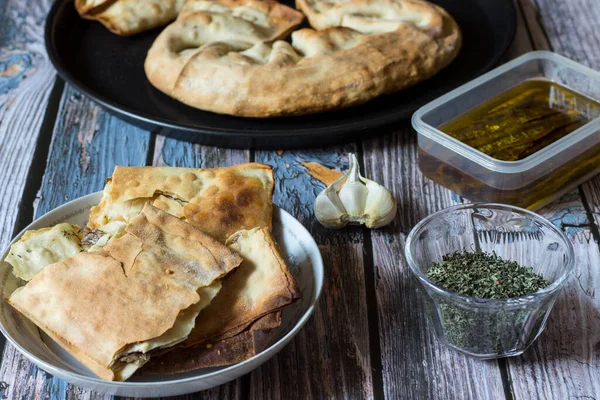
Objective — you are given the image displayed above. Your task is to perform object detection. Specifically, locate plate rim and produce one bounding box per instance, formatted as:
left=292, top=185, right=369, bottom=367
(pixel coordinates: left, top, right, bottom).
left=44, top=0, right=517, bottom=140
left=0, top=191, right=324, bottom=388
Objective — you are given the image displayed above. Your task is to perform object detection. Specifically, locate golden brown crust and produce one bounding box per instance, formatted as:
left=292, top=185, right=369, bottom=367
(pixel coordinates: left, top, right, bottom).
left=87, top=163, right=274, bottom=243
left=296, top=0, right=443, bottom=33
left=75, top=0, right=187, bottom=36
left=8, top=252, right=196, bottom=381
left=179, top=0, right=304, bottom=32
left=183, top=227, right=300, bottom=347
left=144, top=0, right=461, bottom=117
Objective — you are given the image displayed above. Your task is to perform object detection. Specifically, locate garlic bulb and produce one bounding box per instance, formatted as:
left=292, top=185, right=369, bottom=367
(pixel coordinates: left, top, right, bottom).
left=314, top=153, right=397, bottom=229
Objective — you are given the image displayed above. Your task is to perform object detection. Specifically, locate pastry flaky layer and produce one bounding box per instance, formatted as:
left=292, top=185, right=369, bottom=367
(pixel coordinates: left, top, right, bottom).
left=7, top=204, right=242, bottom=381
left=144, top=0, right=462, bottom=117
left=87, top=163, right=274, bottom=243
left=75, top=0, right=188, bottom=36
left=145, top=227, right=302, bottom=374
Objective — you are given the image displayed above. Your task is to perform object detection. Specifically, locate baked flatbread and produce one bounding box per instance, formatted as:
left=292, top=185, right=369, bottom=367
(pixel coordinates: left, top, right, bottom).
left=75, top=0, right=187, bottom=36
left=5, top=224, right=82, bottom=281
left=296, top=0, right=445, bottom=32
left=87, top=163, right=274, bottom=243
left=144, top=0, right=461, bottom=117
left=143, top=227, right=301, bottom=374
left=7, top=205, right=242, bottom=381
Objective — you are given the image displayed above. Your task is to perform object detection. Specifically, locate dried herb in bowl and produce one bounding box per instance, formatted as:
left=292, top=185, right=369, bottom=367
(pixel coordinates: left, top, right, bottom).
left=426, top=251, right=550, bottom=299
left=423, top=251, right=551, bottom=357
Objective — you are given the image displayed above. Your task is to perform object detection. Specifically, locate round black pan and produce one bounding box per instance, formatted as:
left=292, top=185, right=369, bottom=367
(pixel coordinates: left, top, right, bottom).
left=45, top=0, right=516, bottom=149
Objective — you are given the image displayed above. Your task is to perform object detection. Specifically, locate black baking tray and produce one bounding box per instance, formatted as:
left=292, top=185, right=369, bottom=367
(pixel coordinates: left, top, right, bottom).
left=45, top=0, right=516, bottom=149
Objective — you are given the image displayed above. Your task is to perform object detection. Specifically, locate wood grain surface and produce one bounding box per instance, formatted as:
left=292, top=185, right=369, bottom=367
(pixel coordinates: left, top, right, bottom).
left=0, top=0, right=67, bottom=397
left=0, top=0, right=56, bottom=254
left=503, top=1, right=600, bottom=399
left=0, top=0, right=599, bottom=399
left=253, top=148, right=375, bottom=400
left=362, top=131, right=507, bottom=399
left=0, top=82, right=151, bottom=400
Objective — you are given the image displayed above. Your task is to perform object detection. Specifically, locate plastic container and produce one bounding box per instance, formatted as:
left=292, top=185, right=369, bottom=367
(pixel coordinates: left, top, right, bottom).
left=405, top=203, right=574, bottom=359
left=412, top=51, right=600, bottom=210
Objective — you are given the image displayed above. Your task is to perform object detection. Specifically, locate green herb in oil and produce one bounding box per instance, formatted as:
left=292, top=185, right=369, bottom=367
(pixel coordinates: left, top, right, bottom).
left=426, top=251, right=549, bottom=299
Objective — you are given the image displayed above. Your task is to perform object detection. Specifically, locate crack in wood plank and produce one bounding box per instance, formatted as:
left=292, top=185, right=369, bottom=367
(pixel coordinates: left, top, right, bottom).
left=74, top=100, right=100, bottom=172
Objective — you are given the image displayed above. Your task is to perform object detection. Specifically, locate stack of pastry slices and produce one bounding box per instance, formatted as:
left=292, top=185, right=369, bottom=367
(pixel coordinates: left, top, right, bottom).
left=5, top=163, right=301, bottom=381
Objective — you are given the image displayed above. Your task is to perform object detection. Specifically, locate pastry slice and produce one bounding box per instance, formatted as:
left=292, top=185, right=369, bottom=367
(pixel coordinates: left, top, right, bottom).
left=295, top=0, right=446, bottom=33
left=186, top=227, right=300, bottom=345
left=5, top=224, right=83, bottom=281
left=75, top=0, right=187, bottom=36
left=7, top=204, right=242, bottom=381
left=87, top=164, right=274, bottom=243
left=143, top=227, right=301, bottom=374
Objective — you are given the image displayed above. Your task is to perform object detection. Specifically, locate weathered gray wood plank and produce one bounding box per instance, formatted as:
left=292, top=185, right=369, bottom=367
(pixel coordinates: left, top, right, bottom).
left=362, top=130, right=507, bottom=399
left=0, top=0, right=72, bottom=398
left=495, top=1, right=600, bottom=398
left=533, top=0, right=600, bottom=67
left=252, top=147, right=374, bottom=399
left=0, top=0, right=56, bottom=257
left=509, top=193, right=600, bottom=400
left=356, top=4, right=534, bottom=396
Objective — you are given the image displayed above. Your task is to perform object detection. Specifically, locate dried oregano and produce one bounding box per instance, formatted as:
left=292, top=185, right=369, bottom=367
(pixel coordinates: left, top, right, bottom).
left=426, top=251, right=549, bottom=299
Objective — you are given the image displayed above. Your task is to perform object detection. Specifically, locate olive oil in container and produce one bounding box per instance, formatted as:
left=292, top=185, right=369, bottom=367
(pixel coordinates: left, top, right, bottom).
left=412, top=52, right=600, bottom=210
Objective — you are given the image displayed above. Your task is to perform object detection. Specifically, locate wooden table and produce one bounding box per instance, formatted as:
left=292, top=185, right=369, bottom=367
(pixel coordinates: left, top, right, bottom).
left=1, top=0, right=599, bottom=398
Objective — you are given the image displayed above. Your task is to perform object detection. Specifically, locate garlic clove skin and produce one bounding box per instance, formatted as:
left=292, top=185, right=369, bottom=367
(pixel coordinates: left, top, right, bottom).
left=313, top=153, right=397, bottom=229
left=314, top=182, right=349, bottom=229
left=363, top=179, right=397, bottom=228
left=338, top=181, right=369, bottom=217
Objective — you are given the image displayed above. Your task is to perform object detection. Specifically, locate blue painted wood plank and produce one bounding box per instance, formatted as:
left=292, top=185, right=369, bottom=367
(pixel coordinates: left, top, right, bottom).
left=35, top=88, right=151, bottom=216
left=154, top=136, right=249, bottom=168
left=0, top=0, right=58, bottom=251
left=255, top=148, right=357, bottom=243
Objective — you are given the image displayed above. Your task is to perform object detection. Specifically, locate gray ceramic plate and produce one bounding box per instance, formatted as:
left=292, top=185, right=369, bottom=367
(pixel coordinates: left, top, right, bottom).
left=0, top=192, right=324, bottom=397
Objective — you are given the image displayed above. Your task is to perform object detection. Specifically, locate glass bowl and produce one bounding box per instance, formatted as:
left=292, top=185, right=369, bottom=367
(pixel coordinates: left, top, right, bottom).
left=404, top=203, right=575, bottom=359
